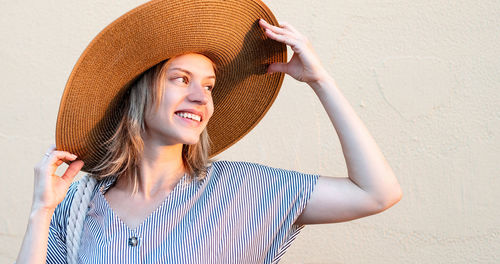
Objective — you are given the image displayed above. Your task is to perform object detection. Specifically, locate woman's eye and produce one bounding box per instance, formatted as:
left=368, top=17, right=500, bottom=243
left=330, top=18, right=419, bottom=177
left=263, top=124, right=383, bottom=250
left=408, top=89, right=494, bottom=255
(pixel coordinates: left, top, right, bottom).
left=205, top=85, right=214, bottom=91
left=174, top=76, right=188, bottom=84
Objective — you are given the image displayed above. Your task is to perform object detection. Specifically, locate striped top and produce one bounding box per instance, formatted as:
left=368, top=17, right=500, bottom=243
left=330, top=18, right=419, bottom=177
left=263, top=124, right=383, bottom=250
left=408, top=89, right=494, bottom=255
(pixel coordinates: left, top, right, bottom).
left=46, top=160, right=319, bottom=263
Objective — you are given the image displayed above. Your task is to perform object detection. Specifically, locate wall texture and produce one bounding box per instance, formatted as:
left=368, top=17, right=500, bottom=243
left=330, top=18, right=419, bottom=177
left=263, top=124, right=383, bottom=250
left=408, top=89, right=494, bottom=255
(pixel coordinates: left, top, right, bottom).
left=1, top=0, right=498, bottom=263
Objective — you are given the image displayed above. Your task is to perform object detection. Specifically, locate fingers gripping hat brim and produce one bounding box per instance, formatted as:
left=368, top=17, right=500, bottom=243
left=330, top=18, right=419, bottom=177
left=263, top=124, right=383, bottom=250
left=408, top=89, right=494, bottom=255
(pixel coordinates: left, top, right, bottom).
left=56, top=0, right=287, bottom=172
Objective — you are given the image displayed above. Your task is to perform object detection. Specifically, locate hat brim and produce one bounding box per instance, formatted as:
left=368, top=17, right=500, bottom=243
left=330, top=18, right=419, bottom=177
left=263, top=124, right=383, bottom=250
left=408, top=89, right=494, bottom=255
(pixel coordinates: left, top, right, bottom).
left=56, top=0, right=287, bottom=172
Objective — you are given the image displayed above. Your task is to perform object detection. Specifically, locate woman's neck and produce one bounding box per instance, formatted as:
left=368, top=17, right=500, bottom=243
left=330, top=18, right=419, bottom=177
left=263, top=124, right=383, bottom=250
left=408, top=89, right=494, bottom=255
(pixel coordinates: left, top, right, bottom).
left=116, top=142, right=186, bottom=199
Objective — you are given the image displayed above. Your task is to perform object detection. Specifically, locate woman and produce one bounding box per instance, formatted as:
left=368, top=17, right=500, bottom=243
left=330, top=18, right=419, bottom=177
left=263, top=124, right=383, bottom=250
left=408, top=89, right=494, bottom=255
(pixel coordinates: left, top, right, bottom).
left=16, top=0, right=402, bottom=263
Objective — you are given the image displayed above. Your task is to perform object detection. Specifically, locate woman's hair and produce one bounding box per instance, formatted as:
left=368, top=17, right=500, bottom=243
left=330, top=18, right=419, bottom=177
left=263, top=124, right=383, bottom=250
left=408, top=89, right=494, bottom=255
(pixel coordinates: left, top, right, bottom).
left=92, top=54, right=215, bottom=194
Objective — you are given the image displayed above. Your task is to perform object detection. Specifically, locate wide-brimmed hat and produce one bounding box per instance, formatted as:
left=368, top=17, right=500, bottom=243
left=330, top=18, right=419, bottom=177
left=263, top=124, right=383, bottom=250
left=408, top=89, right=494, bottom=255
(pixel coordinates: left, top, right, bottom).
left=56, top=0, right=287, bottom=172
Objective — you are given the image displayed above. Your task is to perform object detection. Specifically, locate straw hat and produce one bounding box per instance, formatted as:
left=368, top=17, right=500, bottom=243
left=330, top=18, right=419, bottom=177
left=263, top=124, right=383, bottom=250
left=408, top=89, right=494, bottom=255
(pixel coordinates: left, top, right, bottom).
left=56, top=0, right=287, bottom=172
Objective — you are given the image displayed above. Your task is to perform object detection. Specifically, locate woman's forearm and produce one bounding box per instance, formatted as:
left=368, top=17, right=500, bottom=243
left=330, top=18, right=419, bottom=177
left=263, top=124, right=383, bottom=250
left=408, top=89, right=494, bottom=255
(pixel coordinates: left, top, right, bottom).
left=309, top=75, right=402, bottom=208
left=15, top=207, right=54, bottom=264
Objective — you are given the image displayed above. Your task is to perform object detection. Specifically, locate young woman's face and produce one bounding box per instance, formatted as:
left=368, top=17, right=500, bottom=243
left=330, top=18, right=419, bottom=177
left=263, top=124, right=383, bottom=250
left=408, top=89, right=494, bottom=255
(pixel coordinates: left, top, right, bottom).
left=144, top=53, right=215, bottom=146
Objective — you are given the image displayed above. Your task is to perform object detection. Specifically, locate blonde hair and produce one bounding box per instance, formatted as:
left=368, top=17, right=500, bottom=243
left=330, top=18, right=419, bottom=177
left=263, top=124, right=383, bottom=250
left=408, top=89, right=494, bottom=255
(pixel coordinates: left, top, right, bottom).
left=92, top=54, right=215, bottom=194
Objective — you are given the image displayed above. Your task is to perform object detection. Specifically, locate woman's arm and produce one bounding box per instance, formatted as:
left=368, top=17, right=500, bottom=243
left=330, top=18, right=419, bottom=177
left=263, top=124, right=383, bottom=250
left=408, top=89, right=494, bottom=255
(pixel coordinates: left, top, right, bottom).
left=16, top=207, right=55, bottom=263
left=297, top=75, right=402, bottom=224
left=16, top=145, right=83, bottom=263
left=259, top=19, right=402, bottom=224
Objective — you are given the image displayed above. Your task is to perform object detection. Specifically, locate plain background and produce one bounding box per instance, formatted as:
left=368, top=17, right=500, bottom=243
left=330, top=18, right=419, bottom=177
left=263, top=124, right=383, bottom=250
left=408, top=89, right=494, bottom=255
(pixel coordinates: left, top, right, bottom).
left=1, top=0, right=499, bottom=263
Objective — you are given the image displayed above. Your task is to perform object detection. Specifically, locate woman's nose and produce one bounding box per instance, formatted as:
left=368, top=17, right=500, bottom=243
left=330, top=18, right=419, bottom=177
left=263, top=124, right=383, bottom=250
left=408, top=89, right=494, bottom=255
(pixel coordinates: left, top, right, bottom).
left=187, top=83, right=209, bottom=104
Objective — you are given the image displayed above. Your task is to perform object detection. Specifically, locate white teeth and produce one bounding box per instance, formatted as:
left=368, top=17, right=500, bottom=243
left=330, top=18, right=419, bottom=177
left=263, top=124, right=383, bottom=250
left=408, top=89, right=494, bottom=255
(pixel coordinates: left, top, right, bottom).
left=176, top=112, right=201, bottom=122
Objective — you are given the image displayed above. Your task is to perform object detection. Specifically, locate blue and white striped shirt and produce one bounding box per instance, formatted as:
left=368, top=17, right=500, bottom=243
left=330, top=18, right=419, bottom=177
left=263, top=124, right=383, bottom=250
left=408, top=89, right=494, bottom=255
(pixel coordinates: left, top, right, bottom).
left=47, top=160, right=319, bottom=263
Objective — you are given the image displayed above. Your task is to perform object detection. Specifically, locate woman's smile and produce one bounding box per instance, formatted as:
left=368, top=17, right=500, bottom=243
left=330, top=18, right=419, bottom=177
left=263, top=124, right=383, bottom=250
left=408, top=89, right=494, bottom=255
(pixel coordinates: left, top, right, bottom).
left=174, top=110, right=203, bottom=127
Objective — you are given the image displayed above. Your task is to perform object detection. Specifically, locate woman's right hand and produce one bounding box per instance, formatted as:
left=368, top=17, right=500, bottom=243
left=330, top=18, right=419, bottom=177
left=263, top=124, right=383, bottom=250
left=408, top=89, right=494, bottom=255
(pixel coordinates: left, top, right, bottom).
left=31, top=144, right=84, bottom=212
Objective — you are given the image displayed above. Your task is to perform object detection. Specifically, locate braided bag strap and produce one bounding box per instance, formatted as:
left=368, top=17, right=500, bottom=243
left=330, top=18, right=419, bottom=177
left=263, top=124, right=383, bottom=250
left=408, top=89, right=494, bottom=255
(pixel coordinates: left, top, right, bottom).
left=66, top=174, right=97, bottom=264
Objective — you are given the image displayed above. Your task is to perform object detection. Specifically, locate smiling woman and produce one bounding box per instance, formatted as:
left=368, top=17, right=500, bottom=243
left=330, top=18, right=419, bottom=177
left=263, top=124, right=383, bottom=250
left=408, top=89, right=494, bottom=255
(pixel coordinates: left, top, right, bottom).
left=93, top=53, right=216, bottom=196
left=16, top=0, right=401, bottom=263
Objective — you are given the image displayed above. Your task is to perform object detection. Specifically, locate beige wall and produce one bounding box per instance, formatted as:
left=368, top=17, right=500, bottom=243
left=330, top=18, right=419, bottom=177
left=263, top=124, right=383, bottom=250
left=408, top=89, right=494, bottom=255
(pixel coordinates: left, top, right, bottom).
left=1, top=0, right=499, bottom=263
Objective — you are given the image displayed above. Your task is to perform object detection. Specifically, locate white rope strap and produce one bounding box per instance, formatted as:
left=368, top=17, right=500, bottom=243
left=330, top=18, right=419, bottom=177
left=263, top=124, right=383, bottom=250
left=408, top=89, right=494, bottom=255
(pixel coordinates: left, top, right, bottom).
left=66, top=174, right=97, bottom=264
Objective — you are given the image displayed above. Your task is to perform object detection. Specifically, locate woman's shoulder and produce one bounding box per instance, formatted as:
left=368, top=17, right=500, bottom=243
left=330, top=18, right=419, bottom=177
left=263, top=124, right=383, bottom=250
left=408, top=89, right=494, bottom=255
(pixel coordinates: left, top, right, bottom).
left=209, top=160, right=318, bottom=183
left=50, top=179, right=81, bottom=232
left=211, top=159, right=283, bottom=169
left=210, top=160, right=272, bottom=174
left=211, top=160, right=307, bottom=175
left=51, top=174, right=101, bottom=230
left=54, top=180, right=80, bottom=215
left=207, top=160, right=319, bottom=208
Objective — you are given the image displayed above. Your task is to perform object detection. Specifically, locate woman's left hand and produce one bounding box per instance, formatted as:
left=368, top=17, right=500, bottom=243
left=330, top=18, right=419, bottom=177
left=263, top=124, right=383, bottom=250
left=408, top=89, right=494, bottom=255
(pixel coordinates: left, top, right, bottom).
left=259, top=19, right=329, bottom=85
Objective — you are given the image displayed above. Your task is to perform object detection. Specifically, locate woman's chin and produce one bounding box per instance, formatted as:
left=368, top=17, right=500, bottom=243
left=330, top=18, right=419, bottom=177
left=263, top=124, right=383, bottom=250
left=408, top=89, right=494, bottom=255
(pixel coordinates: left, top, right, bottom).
left=181, top=137, right=200, bottom=146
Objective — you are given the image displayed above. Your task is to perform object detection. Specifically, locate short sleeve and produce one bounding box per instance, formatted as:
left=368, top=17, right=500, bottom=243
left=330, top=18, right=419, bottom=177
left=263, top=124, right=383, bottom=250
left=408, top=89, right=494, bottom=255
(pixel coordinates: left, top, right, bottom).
left=210, top=161, right=319, bottom=263
left=46, top=182, right=79, bottom=264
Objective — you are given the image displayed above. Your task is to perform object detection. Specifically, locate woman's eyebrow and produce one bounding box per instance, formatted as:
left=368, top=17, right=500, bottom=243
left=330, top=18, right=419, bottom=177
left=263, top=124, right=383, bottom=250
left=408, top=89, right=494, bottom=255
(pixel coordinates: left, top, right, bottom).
left=168, top=67, right=216, bottom=79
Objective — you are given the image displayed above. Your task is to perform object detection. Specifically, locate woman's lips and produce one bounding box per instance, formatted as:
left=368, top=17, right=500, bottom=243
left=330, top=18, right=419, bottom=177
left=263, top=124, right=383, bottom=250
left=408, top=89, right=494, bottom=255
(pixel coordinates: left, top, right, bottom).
left=174, top=113, right=202, bottom=127
left=175, top=110, right=203, bottom=122
left=175, top=111, right=202, bottom=122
